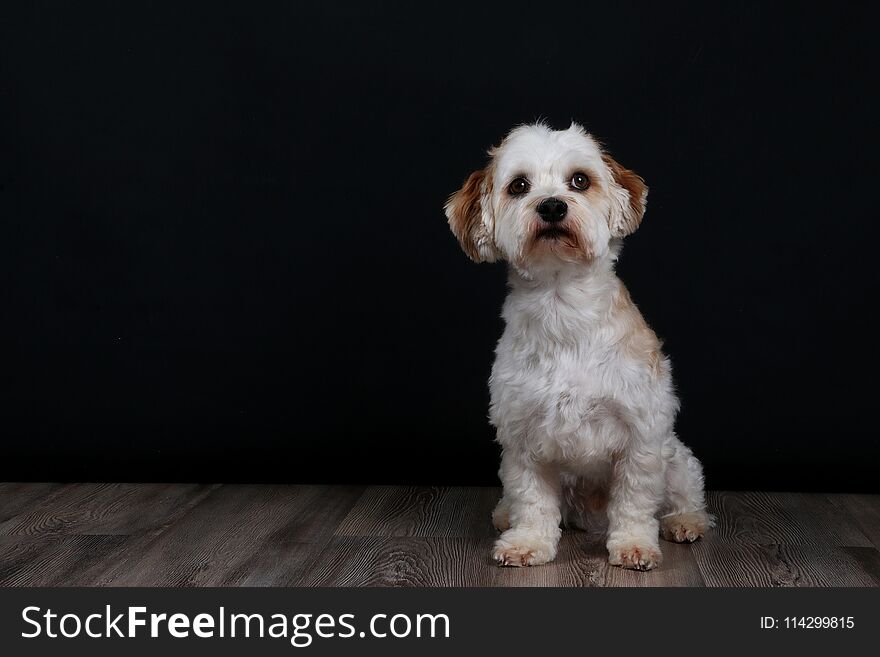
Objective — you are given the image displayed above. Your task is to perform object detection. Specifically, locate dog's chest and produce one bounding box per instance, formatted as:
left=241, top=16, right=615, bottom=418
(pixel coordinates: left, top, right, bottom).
left=487, top=284, right=659, bottom=459
left=491, top=318, right=633, bottom=420
left=491, top=332, right=619, bottom=412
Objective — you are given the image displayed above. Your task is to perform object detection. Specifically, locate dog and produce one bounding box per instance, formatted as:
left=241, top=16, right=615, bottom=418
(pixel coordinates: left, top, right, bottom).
left=444, top=123, right=711, bottom=570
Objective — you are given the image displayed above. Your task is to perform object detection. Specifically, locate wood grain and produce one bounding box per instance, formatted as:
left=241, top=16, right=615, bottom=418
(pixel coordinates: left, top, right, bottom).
left=99, top=484, right=364, bottom=586
left=302, top=536, right=494, bottom=587
left=335, top=486, right=499, bottom=538
left=0, top=482, right=218, bottom=536
left=692, top=541, right=880, bottom=587
left=0, top=535, right=128, bottom=586
left=0, top=482, right=63, bottom=523
left=705, top=490, right=872, bottom=548
left=826, top=493, right=880, bottom=550
left=0, top=484, right=878, bottom=587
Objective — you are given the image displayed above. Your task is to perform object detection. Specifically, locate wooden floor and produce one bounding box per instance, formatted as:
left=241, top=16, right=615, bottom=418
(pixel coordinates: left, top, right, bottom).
left=0, top=483, right=878, bottom=586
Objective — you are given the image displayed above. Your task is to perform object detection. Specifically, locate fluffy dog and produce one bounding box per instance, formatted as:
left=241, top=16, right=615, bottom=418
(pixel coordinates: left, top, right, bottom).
left=445, top=123, right=710, bottom=570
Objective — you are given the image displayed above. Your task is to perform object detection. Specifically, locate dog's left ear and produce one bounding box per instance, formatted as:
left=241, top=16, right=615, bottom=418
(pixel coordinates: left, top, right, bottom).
left=602, top=154, right=648, bottom=237
left=444, top=167, right=498, bottom=263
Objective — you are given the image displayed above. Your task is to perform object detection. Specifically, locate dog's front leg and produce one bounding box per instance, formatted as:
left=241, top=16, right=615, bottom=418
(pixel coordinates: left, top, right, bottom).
left=492, top=450, right=561, bottom=567
left=606, top=442, right=665, bottom=571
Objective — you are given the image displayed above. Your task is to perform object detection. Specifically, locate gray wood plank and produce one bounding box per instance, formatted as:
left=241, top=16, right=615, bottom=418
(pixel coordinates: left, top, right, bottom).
left=307, top=531, right=610, bottom=587
left=693, top=541, right=880, bottom=587
left=0, top=483, right=65, bottom=523
left=826, top=493, right=880, bottom=551
left=0, top=484, right=878, bottom=587
left=335, top=485, right=499, bottom=539
left=0, top=482, right=219, bottom=536
left=223, top=485, right=367, bottom=586
left=0, top=535, right=128, bottom=586
left=706, top=491, right=873, bottom=548
left=94, top=484, right=364, bottom=586
left=302, top=536, right=494, bottom=587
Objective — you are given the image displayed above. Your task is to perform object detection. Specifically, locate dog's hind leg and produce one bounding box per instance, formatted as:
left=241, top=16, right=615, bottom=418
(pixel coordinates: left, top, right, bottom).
left=659, top=434, right=713, bottom=543
left=561, top=474, right=609, bottom=535
left=492, top=495, right=511, bottom=531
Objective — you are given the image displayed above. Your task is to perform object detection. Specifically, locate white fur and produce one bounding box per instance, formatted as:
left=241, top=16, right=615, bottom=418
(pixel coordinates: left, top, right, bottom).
left=446, top=123, right=711, bottom=570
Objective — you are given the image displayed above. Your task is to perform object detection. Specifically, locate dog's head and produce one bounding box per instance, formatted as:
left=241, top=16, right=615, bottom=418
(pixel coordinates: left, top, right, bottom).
left=445, top=123, right=647, bottom=275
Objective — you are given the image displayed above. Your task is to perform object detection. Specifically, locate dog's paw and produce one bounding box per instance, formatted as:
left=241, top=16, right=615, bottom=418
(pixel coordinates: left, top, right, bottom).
left=607, top=541, right=662, bottom=571
left=660, top=510, right=712, bottom=543
left=492, top=529, right=557, bottom=567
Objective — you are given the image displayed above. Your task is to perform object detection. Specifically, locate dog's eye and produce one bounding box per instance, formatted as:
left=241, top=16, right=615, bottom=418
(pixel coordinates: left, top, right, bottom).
left=570, top=172, right=590, bottom=190
left=508, top=177, right=530, bottom=195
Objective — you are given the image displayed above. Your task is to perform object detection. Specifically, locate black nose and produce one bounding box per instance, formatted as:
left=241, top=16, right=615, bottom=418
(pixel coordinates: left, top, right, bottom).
left=536, top=197, right=567, bottom=223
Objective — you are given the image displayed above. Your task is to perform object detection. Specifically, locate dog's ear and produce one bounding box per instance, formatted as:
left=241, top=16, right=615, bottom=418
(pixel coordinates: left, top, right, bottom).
left=602, top=154, right=648, bottom=237
left=444, top=167, right=498, bottom=263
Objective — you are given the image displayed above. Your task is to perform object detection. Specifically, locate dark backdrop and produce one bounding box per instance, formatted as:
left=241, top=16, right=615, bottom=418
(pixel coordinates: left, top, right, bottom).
left=2, top=2, right=878, bottom=490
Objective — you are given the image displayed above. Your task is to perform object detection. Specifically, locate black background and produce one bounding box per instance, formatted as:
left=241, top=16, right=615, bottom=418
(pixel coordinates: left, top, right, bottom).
left=2, top=2, right=878, bottom=490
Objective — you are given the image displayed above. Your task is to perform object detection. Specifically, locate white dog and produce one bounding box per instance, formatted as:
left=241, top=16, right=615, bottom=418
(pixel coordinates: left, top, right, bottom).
left=445, top=123, right=711, bottom=570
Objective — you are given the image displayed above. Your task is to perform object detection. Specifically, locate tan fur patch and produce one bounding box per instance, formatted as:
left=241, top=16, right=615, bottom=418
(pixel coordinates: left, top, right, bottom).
left=585, top=487, right=609, bottom=511
left=445, top=167, right=492, bottom=261
left=602, top=153, right=648, bottom=236
left=612, top=283, right=663, bottom=377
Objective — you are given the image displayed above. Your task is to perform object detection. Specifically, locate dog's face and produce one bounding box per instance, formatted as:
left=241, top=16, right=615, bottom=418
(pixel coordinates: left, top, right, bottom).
left=445, top=123, right=647, bottom=275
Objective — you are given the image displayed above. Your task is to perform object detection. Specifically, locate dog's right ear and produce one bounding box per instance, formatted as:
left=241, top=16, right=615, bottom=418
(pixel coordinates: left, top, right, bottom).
left=444, top=168, right=498, bottom=263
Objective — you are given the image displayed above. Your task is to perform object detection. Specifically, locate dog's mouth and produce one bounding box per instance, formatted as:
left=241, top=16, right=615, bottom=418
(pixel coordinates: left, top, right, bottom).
left=535, top=226, right=574, bottom=241
left=526, top=221, right=592, bottom=262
